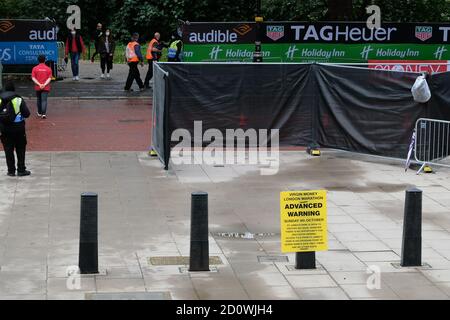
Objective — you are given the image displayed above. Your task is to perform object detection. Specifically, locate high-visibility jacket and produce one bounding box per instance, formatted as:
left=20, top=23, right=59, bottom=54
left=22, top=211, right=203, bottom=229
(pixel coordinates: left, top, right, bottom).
left=146, top=39, right=159, bottom=60
left=0, top=96, right=24, bottom=123
left=11, top=97, right=24, bottom=123
left=126, top=41, right=139, bottom=62
left=168, top=40, right=181, bottom=59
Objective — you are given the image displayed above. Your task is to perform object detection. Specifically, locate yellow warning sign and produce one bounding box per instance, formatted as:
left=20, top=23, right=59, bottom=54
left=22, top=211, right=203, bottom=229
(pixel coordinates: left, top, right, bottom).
left=280, top=190, right=328, bottom=253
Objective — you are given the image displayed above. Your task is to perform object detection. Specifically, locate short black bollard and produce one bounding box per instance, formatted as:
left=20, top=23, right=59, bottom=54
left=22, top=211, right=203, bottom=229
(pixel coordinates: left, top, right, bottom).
left=79, top=193, right=99, bottom=274
left=189, top=192, right=210, bottom=272
left=296, top=252, right=316, bottom=270
left=401, top=188, right=422, bottom=267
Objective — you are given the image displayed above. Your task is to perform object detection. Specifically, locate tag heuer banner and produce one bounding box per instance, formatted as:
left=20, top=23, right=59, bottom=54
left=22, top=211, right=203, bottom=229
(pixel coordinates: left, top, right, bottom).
left=0, top=19, right=58, bottom=65
left=182, top=22, right=450, bottom=64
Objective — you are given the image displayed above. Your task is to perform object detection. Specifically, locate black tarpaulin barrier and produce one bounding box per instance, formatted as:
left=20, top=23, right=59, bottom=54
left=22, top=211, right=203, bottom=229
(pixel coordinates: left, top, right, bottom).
left=429, top=71, right=450, bottom=121
left=151, top=63, right=170, bottom=169
left=315, top=64, right=425, bottom=158
left=153, top=62, right=450, bottom=170
left=161, top=63, right=314, bottom=149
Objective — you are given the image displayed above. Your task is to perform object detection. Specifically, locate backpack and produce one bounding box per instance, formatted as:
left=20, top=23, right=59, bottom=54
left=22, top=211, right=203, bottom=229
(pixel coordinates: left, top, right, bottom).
left=0, top=95, right=20, bottom=124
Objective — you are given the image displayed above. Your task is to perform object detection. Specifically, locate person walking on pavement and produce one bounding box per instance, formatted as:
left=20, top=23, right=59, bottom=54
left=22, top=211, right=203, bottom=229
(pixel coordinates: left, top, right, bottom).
left=91, top=22, right=103, bottom=61
left=124, top=33, right=145, bottom=92
left=31, top=54, right=52, bottom=119
left=95, top=29, right=116, bottom=79
left=65, top=28, right=86, bottom=81
left=0, top=81, right=31, bottom=177
left=167, top=32, right=183, bottom=62
left=144, top=32, right=163, bottom=88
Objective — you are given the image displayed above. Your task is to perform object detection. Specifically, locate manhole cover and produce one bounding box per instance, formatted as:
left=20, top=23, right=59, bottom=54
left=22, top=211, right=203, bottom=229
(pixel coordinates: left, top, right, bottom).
left=258, top=255, right=289, bottom=263
left=85, top=292, right=171, bottom=300
left=148, top=256, right=223, bottom=266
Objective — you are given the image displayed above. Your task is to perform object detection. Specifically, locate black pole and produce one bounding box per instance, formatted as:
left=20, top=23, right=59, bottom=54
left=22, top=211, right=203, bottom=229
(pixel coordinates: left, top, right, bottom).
left=253, top=0, right=263, bottom=63
left=401, top=188, right=422, bottom=267
left=189, top=192, right=210, bottom=272
left=79, top=192, right=99, bottom=274
left=296, top=252, right=316, bottom=270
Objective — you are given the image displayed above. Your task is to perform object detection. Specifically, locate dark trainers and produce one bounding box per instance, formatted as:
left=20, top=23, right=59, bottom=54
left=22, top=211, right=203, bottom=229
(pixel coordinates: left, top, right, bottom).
left=17, top=170, right=31, bottom=177
left=7, top=172, right=16, bottom=177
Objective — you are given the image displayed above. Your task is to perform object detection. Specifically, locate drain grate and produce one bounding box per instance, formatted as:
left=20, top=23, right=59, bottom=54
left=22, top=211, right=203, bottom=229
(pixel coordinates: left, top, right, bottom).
left=258, top=255, right=289, bottom=263
left=85, top=292, right=171, bottom=300
left=118, top=119, right=146, bottom=123
left=148, top=256, right=223, bottom=266
left=391, top=262, right=432, bottom=269
left=214, top=232, right=277, bottom=239
left=179, top=266, right=219, bottom=274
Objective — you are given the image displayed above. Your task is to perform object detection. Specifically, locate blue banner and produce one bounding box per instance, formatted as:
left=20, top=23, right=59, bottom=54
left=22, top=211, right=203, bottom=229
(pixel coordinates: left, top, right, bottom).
left=0, top=41, right=58, bottom=65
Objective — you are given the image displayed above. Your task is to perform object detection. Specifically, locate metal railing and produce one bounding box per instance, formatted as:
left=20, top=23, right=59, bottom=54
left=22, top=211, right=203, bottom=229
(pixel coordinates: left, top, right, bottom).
left=415, top=118, right=450, bottom=174
left=57, top=41, right=67, bottom=72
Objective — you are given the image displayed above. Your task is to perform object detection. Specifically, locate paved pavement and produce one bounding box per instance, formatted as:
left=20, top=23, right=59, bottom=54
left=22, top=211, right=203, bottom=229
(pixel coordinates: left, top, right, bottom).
left=1, top=149, right=450, bottom=300
left=9, top=61, right=152, bottom=98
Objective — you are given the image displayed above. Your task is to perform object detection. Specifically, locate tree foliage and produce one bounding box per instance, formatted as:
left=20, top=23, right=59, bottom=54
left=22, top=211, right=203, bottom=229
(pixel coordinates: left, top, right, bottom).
left=1, top=0, right=449, bottom=44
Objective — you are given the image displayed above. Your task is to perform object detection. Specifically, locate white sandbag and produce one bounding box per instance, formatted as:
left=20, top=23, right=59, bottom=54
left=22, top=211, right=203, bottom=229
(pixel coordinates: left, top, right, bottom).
left=411, top=75, right=431, bottom=103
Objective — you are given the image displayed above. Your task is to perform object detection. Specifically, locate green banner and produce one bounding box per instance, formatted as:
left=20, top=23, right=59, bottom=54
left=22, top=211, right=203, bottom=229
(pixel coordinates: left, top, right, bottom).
left=184, top=43, right=450, bottom=63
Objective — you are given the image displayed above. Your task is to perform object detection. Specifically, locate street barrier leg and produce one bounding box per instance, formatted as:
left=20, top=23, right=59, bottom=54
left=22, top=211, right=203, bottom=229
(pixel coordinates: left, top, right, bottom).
left=79, top=193, right=99, bottom=274
left=401, top=188, right=422, bottom=267
left=189, top=192, right=210, bottom=272
left=295, top=252, right=316, bottom=270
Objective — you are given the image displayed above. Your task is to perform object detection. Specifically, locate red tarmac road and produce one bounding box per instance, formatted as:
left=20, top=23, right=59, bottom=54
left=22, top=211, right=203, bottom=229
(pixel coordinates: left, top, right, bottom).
left=3, top=98, right=153, bottom=152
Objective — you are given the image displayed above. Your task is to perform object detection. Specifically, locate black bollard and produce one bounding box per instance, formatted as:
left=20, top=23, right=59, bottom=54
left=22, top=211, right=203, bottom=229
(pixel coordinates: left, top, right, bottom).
left=79, top=193, right=99, bottom=274
left=189, top=192, right=210, bottom=272
left=296, top=252, right=316, bottom=270
left=401, top=188, right=422, bottom=267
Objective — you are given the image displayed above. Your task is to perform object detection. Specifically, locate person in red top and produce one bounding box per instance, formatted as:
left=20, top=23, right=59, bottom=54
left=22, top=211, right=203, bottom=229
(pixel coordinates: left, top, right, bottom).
left=31, top=55, right=52, bottom=119
left=65, top=28, right=86, bottom=81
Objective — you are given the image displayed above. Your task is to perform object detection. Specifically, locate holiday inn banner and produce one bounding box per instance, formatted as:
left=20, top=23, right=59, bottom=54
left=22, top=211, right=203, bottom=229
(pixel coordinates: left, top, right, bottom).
left=182, top=22, right=450, bottom=65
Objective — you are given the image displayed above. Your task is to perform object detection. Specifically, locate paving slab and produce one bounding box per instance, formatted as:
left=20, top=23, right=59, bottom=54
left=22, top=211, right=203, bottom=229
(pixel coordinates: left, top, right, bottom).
left=1, top=150, right=450, bottom=300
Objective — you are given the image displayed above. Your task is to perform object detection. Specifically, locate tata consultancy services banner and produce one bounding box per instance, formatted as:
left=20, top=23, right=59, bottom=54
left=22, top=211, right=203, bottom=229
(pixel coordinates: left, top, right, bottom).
left=0, top=19, right=58, bottom=65
left=182, top=22, right=450, bottom=63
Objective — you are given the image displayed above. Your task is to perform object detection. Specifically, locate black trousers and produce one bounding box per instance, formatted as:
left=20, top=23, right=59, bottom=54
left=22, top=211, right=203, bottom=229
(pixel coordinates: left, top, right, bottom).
left=100, top=54, right=113, bottom=73
left=144, top=59, right=155, bottom=87
left=1, top=130, right=27, bottom=173
left=125, top=62, right=144, bottom=90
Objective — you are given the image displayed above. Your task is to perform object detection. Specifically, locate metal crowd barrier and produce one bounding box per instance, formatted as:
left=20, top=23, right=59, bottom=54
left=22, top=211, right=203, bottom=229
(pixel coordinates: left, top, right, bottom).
left=415, top=118, right=450, bottom=174
left=57, top=41, right=67, bottom=72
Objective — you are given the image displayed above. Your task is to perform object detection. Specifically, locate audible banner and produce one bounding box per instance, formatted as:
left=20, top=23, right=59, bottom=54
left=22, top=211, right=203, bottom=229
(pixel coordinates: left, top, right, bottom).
left=0, top=19, right=58, bottom=65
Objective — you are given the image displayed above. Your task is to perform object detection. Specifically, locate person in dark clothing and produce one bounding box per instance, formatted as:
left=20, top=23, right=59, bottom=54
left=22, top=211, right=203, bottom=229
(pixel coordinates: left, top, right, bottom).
left=91, top=23, right=103, bottom=60
left=92, top=29, right=116, bottom=79
left=124, top=33, right=145, bottom=92
left=167, top=33, right=183, bottom=62
left=0, top=81, right=31, bottom=177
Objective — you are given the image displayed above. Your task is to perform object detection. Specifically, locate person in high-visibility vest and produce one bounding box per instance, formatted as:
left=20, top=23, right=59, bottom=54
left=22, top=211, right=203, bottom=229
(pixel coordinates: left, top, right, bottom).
left=0, top=81, right=31, bottom=177
left=124, top=33, right=145, bottom=92
left=144, top=32, right=163, bottom=88
left=167, top=33, right=183, bottom=62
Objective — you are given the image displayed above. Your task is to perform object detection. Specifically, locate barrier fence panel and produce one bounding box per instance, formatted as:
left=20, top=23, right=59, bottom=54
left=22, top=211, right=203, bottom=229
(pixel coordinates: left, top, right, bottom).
left=152, top=62, right=170, bottom=169
left=57, top=41, right=67, bottom=73
left=415, top=118, right=450, bottom=174
left=152, top=62, right=450, bottom=170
